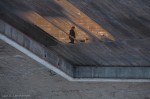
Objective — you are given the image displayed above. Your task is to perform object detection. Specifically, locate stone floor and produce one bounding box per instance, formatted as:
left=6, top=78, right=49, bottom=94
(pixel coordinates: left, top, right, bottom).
left=0, top=40, right=150, bottom=99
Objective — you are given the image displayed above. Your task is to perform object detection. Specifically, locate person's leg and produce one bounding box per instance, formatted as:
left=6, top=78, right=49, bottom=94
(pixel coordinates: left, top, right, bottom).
left=70, top=38, right=74, bottom=43
left=71, top=38, right=74, bottom=43
left=69, top=37, right=71, bottom=42
left=69, top=37, right=75, bottom=44
left=69, top=37, right=73, bottom=43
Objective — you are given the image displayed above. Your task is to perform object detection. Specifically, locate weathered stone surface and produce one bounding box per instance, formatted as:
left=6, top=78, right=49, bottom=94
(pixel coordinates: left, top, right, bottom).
left=0, top=20, right=74, bottom=77
left=0, top=40, right=150, bottom=99
left=0, top=0, right=149, bottom=66
left=0, top=0, right=150, bottom=80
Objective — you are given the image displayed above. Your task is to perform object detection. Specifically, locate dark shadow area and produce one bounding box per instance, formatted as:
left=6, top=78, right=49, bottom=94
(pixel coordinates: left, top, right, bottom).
left=0, top=0, right=67, bottom=18
left=19, top=0, right=67, bottom=18
left=138, top=16, right=150, bottom=24
left=0, top=0, right=31, bottom=12
left=0, top=3, right=58, bottom=46
left=74, top=64, right=150, bottom=67
left=142, top=0, right=150, bottom=6
left=119, top=18, right=150, bottom=37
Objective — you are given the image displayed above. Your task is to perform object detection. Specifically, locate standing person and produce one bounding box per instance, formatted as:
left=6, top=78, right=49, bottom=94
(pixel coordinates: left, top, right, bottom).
left=69, top=26, right=76, bottom=44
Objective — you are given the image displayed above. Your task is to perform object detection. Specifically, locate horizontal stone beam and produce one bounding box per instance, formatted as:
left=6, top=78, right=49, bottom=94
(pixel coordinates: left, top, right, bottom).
left=1, top=20, right=150, bottom=82
left=0, top=19, right=74, bottom=79
left=75, top=66, right=150, bottom=79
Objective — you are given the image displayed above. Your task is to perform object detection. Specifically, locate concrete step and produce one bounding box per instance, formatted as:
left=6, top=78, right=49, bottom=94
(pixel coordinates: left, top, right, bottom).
left=75, top=66, right=150, bottom=79
left=0, top=0, right=150, bottom=82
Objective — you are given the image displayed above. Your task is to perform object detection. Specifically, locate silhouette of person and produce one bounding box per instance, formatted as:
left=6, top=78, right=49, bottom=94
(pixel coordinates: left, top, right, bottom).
left=69, top=26, right=76, bottom=44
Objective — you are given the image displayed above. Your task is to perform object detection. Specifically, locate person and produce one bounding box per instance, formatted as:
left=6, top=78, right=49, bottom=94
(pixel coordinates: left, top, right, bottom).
left=69, top=26, right=76, bottom=44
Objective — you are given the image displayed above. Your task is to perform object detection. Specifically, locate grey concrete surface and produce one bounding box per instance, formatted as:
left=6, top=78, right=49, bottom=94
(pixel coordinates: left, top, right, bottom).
left=0, top=0, right=150, bottom=80
left=75, top=66, right=150, bottom=79
left=0, top=19, right=74, bottom=79
left=1, top=19, right=150, bottom=80
left=0, top=0, right=150, bottom=66
left=0, top=40, right=150, bottom=99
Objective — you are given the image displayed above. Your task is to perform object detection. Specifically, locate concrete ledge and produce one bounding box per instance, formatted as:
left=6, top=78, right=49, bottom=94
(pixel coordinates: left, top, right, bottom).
left=75, top=66, right=150, bottom=79
left=1, top=34, right=150, bottom=82
left=1, top=20, right=150, bottom=82
left=0, top=33, right=74, bottom=80
left=0, top=19, right=74, bottom=78
left=72, top=78, right=150, bottom=82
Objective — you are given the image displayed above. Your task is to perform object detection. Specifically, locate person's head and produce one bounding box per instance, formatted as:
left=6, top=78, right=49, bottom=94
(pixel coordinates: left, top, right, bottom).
left=71, top=26, right=75, bottom=30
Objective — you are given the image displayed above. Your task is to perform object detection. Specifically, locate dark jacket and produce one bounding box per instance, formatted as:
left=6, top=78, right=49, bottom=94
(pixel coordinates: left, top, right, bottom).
left=69, top=29, right=75, bottom=38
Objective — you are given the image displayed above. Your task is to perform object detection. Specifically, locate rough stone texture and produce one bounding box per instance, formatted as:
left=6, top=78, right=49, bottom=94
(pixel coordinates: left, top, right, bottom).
left=75, top=66, right=150, bottom=79
left=0, top=40, right=150, bottom=99
left=0, top=0, right=150, bottom=80
left=0, top=0, right=150, bottom=66
left=1, top=20, right=150, bottom=80
left=0, top=20, right=74, bottom=77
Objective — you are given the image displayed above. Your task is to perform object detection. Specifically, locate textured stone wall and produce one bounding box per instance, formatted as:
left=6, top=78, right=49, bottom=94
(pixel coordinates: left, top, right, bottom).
left=0, top=0, right=150, bottom=80
left=75, top=66, right=150, bottom=79
left=0, top=20, right=74, bottom=77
